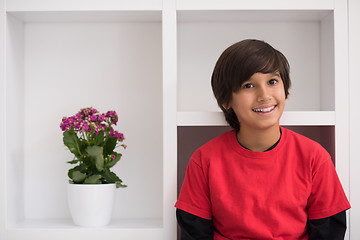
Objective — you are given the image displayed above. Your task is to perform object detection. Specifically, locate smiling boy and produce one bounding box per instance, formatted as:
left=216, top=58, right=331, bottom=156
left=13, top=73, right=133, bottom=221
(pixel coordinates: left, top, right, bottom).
left=175, top=39, right=350, bottom=239
left=227, top=71, right=285, bottom=152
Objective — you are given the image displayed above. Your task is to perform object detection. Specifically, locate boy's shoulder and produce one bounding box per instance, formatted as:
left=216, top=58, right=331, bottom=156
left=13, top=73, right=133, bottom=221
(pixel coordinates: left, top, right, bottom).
left=193, top=130, right=235, bottom=156
left=282, top=127, right=330, bottom=158
left=202, top=130, right=235, bottom=148
left=190, top=130, right=235, bottom=165
left=283, top=127, right=321, bottom=146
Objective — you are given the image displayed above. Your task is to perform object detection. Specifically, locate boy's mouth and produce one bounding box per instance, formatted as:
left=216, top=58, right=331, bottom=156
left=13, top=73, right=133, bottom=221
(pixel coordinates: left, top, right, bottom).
left=252, top=105, right=276, bottom=113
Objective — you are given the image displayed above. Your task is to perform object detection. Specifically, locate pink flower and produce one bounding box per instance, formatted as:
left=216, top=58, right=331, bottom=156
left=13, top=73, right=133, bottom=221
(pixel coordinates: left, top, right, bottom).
left=60, top=117, right=74, bottom=131
left=75, top=113, right=82, bottom=120
left=116, top=132, right=125, bottom=141
left=114, top=132, right=121, bottom=138
left=82, top=124, right=89, bottom=131
left=92, top=108, right=98, bottom=114
left=61, top=108, right=126, bottom=154
left=60, top=123, right=67, bottom=131
left=74, top=122, right=81, bottom=130
left=83, top=109, right=90, bottom=116
left=105, top=111, right=114, bottom=118
left=99, top=123, right=106, bottom=131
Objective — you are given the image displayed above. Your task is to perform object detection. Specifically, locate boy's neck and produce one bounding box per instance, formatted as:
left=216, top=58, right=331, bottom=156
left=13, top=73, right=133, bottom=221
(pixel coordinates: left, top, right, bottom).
left=237, top=126, right=281, bottom=152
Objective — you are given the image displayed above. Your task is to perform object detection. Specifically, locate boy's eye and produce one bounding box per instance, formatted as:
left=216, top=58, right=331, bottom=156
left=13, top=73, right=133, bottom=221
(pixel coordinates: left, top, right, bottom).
left=243, top=83, right=254, bottom=89
left=269, top=79, right=278, bottom=85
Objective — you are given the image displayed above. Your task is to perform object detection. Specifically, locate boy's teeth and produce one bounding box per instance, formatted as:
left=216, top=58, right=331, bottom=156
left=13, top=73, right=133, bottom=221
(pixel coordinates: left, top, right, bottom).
left=253, top=106, right=275, bottom=113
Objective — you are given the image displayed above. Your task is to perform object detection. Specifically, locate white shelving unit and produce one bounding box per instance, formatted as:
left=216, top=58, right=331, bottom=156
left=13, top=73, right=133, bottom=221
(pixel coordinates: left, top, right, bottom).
left=0, top=0, right=356, bottom=239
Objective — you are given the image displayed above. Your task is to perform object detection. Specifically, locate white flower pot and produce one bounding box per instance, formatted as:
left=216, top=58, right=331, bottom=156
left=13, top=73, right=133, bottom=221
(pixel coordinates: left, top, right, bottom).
left=67, top=183, right=116, bottom=227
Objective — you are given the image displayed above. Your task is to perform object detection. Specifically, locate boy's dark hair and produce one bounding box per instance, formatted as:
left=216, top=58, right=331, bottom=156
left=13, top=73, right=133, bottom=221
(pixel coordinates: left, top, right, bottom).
left=211, top=39, right=291, bottom=130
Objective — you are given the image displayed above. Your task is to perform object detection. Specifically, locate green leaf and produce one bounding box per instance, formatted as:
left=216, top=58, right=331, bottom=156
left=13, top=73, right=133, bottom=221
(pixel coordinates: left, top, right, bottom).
left=71, top=170, right=87, bottom=183
left=68, top=164, right=87, bottom=179
left=84, top=174, right=102, bottom=184
left=63, top=130, right=81, bottom=156
left=116, top=181, right=127, bottom=188
left=67, top=159, right=79, bottom=164
left=101, top=170, right=119, bottom=183
left=85, top=145, right=102, bottom=156
left=105, top=153, right=121, bottom=168
left=101, top=170, right=127, bottom=188
left=85, top=146, right=104, bottom=171
left=94, top=131, right=105, bottom=146
left=103, top=136, right=117, bottom=156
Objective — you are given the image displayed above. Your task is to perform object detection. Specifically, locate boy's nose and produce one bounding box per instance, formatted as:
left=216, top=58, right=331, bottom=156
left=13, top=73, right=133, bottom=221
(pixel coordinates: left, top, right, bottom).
left=257, top=86, right=271, bottom=102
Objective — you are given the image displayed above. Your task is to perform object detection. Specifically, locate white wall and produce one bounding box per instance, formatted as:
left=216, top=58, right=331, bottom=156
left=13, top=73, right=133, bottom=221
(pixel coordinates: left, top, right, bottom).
left=349, top=0, right=360, bottom=238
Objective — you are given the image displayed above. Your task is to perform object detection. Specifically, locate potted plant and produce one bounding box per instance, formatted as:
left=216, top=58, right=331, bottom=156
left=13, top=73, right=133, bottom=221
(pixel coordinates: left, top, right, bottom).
left=60, top=107, right=127, bottom=227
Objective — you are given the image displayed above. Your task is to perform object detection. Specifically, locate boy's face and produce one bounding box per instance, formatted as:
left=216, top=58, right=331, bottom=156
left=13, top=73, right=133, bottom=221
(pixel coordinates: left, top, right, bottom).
left=227, top=71, right=286, bottom=131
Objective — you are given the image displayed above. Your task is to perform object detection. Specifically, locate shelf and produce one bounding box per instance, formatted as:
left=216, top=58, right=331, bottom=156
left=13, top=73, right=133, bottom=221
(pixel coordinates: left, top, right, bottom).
left=6, top=0, right=162, bottom=12
left=9, top=218, right=162, bottom=229
left=7, top=10, right=162, bottom=23
left=177, top=111, right=335, bottom=126
left=177, top=0, right=334, bottom=10
left=6, top=219, right=163, bottom=240
left=177, top=111, right=226, bottom=126
left=177, top=10, right=332, bottom=22
left=280, top=111, right=335, bottom=126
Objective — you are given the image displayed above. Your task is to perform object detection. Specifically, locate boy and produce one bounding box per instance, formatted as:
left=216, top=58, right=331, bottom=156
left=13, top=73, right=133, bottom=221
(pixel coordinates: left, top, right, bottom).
left=175, top=39, right=350, bottom=239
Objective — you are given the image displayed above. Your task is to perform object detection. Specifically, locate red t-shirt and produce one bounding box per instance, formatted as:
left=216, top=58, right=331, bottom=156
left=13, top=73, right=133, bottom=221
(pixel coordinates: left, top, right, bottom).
left=175, top=127, right=350, bottom=240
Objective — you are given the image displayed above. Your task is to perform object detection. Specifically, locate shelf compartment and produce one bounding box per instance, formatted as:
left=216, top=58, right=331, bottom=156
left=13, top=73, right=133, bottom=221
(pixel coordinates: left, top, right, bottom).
left=177, top=111, right=335, bottom=126
left=5, top=11, right=163, bottom=229
left=177, top=9, right=334, bottom=113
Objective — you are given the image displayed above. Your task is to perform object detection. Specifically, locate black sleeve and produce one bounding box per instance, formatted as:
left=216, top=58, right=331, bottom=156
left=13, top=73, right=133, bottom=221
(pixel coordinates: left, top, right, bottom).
left=308, top=211, right=347, bottom=240
left=177, top=209, right=346, bottom=240
left=176, top=209, right=213, bottom=240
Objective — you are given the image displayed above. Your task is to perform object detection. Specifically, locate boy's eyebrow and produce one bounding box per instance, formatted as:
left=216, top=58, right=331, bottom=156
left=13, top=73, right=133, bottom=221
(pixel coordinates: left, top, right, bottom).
left=246, top=72, right=281, bottom=82
left=271, top=72, right=280, bottom=77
